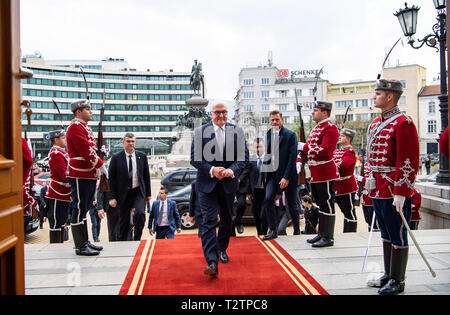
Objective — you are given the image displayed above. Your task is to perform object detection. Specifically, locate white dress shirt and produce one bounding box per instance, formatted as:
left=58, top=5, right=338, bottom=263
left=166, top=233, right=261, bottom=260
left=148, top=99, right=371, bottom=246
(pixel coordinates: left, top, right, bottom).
left=125, top=150, right=139, bottom=189
left=209, top=123, right=234, bottom=179
left=158, top=199, right=169, bottom=227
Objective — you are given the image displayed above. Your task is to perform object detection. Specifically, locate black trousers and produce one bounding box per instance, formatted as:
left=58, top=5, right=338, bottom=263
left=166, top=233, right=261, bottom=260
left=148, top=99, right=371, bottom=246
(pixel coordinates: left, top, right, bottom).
left=47, top=198, right=70, bottom=231
left=235, top=192, right=247, bottom=226
left=197, top=182, right=234, bottom=265
left=362, top=205, right=379, bottom=231
left=68, top=178, right=97, bottom=225
left=132, top=208, right=146, bottom=241
left=310, top=181, right=335, bottom=216
left=119, top=187, right=145, bottom=241
left=335, top=193, right=357, bottom=223
left=106, top=206, right=120, bottom=241
left=252, top=188, right=267, bottom=235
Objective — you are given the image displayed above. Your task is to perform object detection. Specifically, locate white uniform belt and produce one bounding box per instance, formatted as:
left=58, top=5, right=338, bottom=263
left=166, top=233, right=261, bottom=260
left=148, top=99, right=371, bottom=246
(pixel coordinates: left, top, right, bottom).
left=70, top=157, right=86, bottom=161
left=337, top=175, right=353, bottom=181
left=51, top=179, right=70, bottom=187
left=370, top=166, right=396, bottom=173
left=69, top=157, right=95, bottom=172
left=49, top=185, right=72, bottom=196
left=308, top=159, right=333, bottom=167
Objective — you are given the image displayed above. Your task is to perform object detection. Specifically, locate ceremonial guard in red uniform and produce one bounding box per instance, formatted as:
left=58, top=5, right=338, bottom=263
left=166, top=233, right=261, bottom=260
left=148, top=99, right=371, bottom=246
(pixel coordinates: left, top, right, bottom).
left=66, top=100, right=108, bottom=256
left=44, top=130, right=71, bottom=243
left=298, top=101, right=340, bottom=248
left=22, top=138, right=37, bottom=217
left=410, top=188, right=422, bottom=230
left=358, top=162, right=379, bottom=232
left=333, top=128, right=358, bottom=232
left=365, top=79, right=419, bottom=295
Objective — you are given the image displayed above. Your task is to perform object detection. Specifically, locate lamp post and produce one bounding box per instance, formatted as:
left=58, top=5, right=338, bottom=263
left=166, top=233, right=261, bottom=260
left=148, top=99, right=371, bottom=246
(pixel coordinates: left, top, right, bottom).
left=394, top=1, right=448, bottom=185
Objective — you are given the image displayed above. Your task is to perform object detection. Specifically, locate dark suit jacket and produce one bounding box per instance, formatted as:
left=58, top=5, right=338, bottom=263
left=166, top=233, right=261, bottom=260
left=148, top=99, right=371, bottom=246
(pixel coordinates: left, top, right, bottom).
left=108, top=150, right=151, bottom=206
left=148, top=199, right=181, bottom=232
left=238, top=162, right=252, bottom=194
left=190, top=122, right=249, bottom=195
left=265, top=126, right=298, bottom=186
left=189, top=181, right=200, bottom=217
left=249, top=154, right=266, bottom=195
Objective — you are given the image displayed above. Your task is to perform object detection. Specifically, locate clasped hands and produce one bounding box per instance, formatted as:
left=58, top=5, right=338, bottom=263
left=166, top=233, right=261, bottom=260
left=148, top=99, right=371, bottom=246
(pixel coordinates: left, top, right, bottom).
left=212, top=167, right=234, bottom=180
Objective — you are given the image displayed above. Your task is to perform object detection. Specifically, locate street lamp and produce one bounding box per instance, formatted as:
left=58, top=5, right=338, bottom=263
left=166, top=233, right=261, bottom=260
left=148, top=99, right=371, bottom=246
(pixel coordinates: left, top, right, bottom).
left=394, top=1, right=449, bottom=185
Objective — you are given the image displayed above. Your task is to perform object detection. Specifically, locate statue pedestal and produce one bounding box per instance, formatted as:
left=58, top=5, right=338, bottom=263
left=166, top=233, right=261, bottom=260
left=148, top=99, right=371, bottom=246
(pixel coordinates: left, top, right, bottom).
left=167, top=95, right=210, bottom=166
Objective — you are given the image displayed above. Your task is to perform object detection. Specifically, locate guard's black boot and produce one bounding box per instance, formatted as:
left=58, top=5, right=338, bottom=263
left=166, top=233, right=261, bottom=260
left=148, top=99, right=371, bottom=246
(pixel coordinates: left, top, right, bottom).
left=72, top=224, right=99, bottom=256
left=82, top=220, right=103, bottom=251
left=367, top=240, right=391, bottom=288
left=49, top=230, right=63, bottom=244
left=312, top=214, right=335, bottom=248
left=379, top=246, right=409, bottom=295
left=343, top=220, right=357, bottom=233
left=263, top=229, right=277, bottom=241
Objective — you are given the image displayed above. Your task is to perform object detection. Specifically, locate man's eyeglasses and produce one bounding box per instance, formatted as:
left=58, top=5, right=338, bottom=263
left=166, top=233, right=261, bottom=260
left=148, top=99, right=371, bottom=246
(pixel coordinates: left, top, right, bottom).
left=212, top=111, right=228, bottom=116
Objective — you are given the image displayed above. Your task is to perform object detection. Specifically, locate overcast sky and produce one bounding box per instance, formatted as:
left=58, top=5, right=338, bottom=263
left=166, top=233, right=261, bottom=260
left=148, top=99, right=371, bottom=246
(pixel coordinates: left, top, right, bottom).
left=21, top=0, right=443, bottom=103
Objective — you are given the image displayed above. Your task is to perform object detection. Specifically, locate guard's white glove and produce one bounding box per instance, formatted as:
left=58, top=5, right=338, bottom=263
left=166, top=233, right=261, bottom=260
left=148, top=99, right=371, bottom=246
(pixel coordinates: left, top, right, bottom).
left=393, top=195, right=406, bottom=212
left=296, top=162, right=302, bottom=174
left=356, top=176, right=364, bottom=183
left=298, top=142, right=306, bottom=151
left=100, top=164, right=109, bottom=179
left=355, top=194, right=360, bottom=201
left=100, top=145, right=107, bottom=154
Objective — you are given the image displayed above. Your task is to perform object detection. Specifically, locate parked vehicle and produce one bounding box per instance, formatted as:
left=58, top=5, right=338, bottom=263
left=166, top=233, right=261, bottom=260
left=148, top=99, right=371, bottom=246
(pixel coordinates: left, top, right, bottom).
left=168, top=185, right=255, bottom=230
left=34, top=172, right=51, bottom=186
left=161, top=168, right=197, bottom=193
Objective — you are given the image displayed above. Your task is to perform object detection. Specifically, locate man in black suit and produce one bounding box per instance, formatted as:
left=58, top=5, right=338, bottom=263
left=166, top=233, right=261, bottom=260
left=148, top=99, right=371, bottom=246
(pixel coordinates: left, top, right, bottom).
left=262, top=110, right=300, bottom=240
left=233, top=158, right=251, bottom=235
left=191, top=102, right=248, bottom=278
left=108, top=133, right=152, bottom=241
left=248, top=138, right=268, bottom=236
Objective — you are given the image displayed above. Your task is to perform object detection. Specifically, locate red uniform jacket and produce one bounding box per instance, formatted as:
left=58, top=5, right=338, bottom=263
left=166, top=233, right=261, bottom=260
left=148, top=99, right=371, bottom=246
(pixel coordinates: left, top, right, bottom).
left=333, top=145, right=358, bottom=196
left=302, top=118, right=340, bottom=183
left=440, top=126, right=449, bottom=159
left=22, top=138, right=37, bottom=216
left=361, top=162, right=373, bottom=207
left=411, top=188, right=422, bottom=222
left=366, top=107, right=419, bottom=199
left=45, top=146, right=72, bottom=202
left=66, top=118, right=103, bottom=180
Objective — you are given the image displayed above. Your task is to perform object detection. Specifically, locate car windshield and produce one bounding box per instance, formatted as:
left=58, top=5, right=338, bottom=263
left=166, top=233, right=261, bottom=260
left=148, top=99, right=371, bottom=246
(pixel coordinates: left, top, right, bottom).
left=169, top=185, right=191, bottom=197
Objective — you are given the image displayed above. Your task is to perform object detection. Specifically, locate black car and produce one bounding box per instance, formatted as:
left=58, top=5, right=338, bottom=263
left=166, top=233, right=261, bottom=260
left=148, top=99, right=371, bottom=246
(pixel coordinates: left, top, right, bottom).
left=168, top=185, right=255, bottom=230
left=161, top=168, right=197, bottom=193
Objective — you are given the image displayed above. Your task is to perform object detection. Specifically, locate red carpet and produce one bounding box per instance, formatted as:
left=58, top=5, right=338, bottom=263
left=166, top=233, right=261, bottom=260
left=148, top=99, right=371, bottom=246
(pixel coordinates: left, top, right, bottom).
left=119, top=234, right=328, bottom=295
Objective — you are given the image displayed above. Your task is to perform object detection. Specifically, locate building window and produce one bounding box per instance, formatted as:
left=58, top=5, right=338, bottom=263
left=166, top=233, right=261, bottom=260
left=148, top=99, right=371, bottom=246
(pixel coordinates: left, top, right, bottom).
left=261, top=78, right=270, bottom=85
left=262, top=117, right=270, bottom=124
left=336, top=100, right=353, bottom=109
left=428, top=101, right=436, bottom=113
left=400, top=80, right=407, bottom=89
left=398, top=96, right=406, bottom=105
left=261, top=104, right=270, bottom=111
left=261, top=90, right=270, bottom=99
left=244, top=105, right=254, bottom=112
left=428, top=120, right=437, bottom=133
left=243, top=79, right=254, bottom=86
left=278, top=90, right=289, bottom=98
left=278, top=104, right=288, bottom=111
left=355, top=99, right=368, bottom=108
left=243, top=91, right=255, bottom=99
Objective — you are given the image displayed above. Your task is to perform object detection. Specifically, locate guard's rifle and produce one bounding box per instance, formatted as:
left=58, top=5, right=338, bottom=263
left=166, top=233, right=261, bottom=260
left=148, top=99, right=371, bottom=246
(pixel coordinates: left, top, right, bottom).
left=98, top=88, right=109, bottom=192
left=295, top=88, right=307, bottom=186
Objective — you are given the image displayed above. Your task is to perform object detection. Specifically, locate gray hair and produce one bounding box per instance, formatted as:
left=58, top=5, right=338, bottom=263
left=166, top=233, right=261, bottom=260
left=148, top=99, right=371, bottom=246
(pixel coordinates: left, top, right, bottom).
left=123, top=133, right=135, bottom=140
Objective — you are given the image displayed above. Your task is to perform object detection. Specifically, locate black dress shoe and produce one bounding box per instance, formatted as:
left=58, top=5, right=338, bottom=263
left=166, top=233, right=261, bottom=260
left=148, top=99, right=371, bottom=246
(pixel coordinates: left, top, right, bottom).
left=219, top=251, right=229, bottom=263
left=237, top=224, right=244, bottom=234
left=204, top=262, right=218, bottom=278
left=307, top=234, right=322, bottom=244
left=263, top=230, right=277, bottom=241
left=88, top=241, right=103, bottom=251
left=311, top=236, right=334, bottom=248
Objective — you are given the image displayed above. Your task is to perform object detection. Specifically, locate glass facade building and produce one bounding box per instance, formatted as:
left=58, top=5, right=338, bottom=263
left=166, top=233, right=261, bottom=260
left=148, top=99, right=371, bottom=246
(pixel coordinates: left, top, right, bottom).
left=21, top=57, right=193, bottom=157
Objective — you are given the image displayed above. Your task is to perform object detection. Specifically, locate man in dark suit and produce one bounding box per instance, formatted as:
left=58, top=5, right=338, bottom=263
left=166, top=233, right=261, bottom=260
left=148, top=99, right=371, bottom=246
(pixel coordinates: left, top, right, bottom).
left=148, top=186, right=181, bottom=239
left=190, top=102, right=248, bottom=278
left=248, top=138, right=268, bottom=236
left=234, top=158, right=251, bottom=235
left=108, top=133, right=151, bottom=241
left=262, top=110, right=300, bottom=240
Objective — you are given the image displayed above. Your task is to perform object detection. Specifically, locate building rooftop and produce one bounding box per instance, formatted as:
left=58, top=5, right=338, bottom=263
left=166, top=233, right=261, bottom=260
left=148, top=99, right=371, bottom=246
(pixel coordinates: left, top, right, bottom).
left=420, top=85, right=441, bottom=97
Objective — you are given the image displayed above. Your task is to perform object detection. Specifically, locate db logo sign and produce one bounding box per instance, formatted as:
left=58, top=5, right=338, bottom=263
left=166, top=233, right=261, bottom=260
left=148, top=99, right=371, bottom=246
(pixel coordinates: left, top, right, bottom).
left=277, top=69, right=289, bottom=78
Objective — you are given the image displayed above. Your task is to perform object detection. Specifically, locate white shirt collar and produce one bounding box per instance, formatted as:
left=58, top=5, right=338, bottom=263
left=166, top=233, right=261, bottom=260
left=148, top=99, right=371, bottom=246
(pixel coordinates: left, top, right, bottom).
left=125, top=150, right=136, bottom=158
left=317, top=118, right=332, bottom=125
left=212, top=122, right=226, bottom=132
